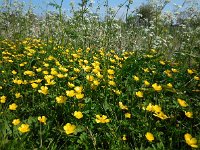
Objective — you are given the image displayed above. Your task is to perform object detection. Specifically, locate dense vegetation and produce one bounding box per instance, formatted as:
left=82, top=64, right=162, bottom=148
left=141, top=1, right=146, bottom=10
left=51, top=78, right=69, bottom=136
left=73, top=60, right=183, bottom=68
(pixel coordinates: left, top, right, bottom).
left=0, top=0, right=199, bottom=149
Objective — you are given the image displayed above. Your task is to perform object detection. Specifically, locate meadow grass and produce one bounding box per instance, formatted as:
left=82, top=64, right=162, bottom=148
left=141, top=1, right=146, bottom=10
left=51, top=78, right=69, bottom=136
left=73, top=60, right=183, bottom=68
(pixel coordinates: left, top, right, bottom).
left=0, top=0, right=200, bottom=149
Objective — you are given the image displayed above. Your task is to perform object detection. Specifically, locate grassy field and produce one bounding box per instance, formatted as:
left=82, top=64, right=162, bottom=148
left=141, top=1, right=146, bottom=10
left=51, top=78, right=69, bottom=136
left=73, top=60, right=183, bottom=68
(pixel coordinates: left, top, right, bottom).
left=0, top=0, right=200, bottom=149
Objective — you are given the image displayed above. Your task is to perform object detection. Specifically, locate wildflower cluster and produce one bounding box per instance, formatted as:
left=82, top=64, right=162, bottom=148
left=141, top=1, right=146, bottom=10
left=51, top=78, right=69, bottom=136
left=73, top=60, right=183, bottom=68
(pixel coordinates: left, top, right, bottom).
left=0, top=39, right=199, bottom=149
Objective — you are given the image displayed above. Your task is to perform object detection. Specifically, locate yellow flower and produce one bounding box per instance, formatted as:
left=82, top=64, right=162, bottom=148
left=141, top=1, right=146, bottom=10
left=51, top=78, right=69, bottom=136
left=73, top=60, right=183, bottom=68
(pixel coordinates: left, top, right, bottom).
left=31, top=83, right=38, bottom=88
left=133, top=75, right=139, bottom=81
left=144, top=80, right=150, bottom=86
left=153, top=112, right=168, bottom=120
left=108, top=80, right=116, bottom=86
left=171, top=68, right=179, bottom=73
left=187, top=69, right=194, bottom=74
left=152, top=105, right=162, bottom=113
left=185, top=111, right=193, bottom=118
left=136, top=91, right=143, bottom=98
left=68, top=82, right=75, bottom=88
left=75, top=93, right=84, bottom=99
left=86, top=75, right=94, bottom=82
left=56, top=96, right=67, bottom=103
left=122, top=134, right=127, bottom=141
left=152, top=83, right=162, bottom=92
left=63, top=123, right=76, bottom=135
left=15, top=93, right=22, bottom=98
left=12, top=70, right=17, bottom=75
left=177, top=99, right=188, bottom=107
left=145, top=132, right=154, bottom=142
left=184, top=133, right=198, bottom=148
left=93, top=80, right=100, bottom=86
left=146, top=103, right=153, bottom=112
left=66, top=90, right=75, bottom=97
left=73, top=111, right=83, bottom=119
left=9, top=103, right=18, bottom=110
left=159, top=60, right=165, bottom=65
left=107, top=69, right=115, bottom=75
left=125, top=113, right=131, bottom=118
left=167, top=83, right=173, bottom=88
left=12, top=119, right=20, bottom=125
left=0, top=96, right=6, bottom=103
left=194, top=76, right=199, bottom=81
left=38, top=116, right=47, bottom=124
left=95, top=115, right=110, bottom=123
left=74, top=86, right=83, bottom=93
left=119, top=102, right=128, bottom=110
left=38, top=86, right=48, bottom=95
left=18, top=124, right=30, bottom=133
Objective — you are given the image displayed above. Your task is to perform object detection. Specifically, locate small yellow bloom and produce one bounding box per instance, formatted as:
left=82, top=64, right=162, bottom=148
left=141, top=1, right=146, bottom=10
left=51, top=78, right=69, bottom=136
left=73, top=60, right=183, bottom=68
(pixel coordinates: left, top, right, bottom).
left=66, top=90, right=75, bottom=97
left=187, top=69, right=194, bottom=74
left=194, top=76, right=199, bottom=81
left=145, top=132, right=154, bottom=142
left=136, top=91, right=143, bottom=98
left=38, top=116, right=47, bottom=124
left=177, top=99, right=188, bottom=107
left=12, top=119, right=20, bottom=125
left=9, top=103, right=18, bottom=110
left=68, top=82, right=75, bottom=88
left=86, top=75, right=94, bottom=82
left=12, top=70, right=17, bottom=75
left=133, top=75, right=139, bottom=81
left=75, top=93, right=84, bottom=99
left=38, top=86, right=48, bottom=95
left=125, top=113, right=131, bottom=118
left=63, top=123, right=76, bottom=135
left=0, top=96, right=6, bottom=103
left=31, top=83, right=38, bottom=88
left=108, top=80, right=116, bottom=86
left=15, top=93, right=22, bottom=98
left=152, top=83, right=162, bottom=92
left=73, top=111, right=83, bottom=119
left=56, top=96, right=67, bottom=103
left=18, top=124, right=30, bottom=133
left=95, top=115, right=110, bottom=123
left=167, top=83, right=173, bottom=88
left=159, top=60, right=165, bottom=65
left=146, top=103, right=153, bottom=112
left=74, top=86, right=83, bottom=93
left=185, top=111, right=193, bottom=118
left=107, top=69, right=115, bottom=75
left=184, top=133, right=198, bottom=148
left=119, top=102, right=128, bottom=110
left=122, top=134, right=127, bottom=141
left=144, top=80, right=150, bottom=86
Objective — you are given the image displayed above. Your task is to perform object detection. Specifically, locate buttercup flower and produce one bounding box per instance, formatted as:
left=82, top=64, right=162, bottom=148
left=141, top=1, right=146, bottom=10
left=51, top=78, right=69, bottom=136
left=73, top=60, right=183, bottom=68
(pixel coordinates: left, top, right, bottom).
left=177, top=99, right=188, bottom=107
left=18, top=124, right=30, bottom=133
left=136, top=91, right=143, bottom=98
left=0, top=96, right=6, bottom=103
left=119, top=102, right=128, bottom=110
left=38, top=116, right=47, bottom=124
left=145, top=132, right=154, bottom=142
left=9, top=103, right=18, bottom=110
left=12, top=119, right=20, bottom=125
left=38, top=86, right=48, bottom=95
left=125, top=113, right=131, bottom=118
left=95, top=115, right=110, bottom=123
left=73, top=111, right=83, bottom=119
left=63, top=123, right=76, bottom=135
left=152, top=83, right=162, bottom=92
left=184, top=133, right=198, bottom=148
left=185, top=111, right=193, bottom=118
left=56, top=96, right=67, bottom=103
